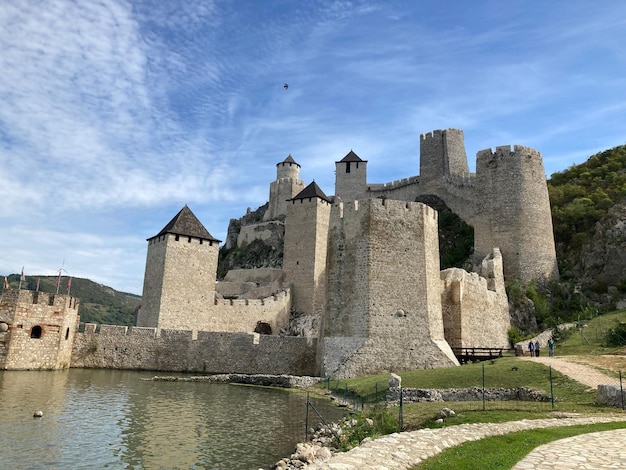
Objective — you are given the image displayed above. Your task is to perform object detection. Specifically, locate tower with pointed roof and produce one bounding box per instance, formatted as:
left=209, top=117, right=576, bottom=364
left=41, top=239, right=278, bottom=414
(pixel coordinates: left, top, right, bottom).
left=137, top=205, right=221, bottom=330
left=334, top=150, right=367, bottom=202
left=283, top=181, right=332, bottom=317
left=263, top=155, right=306, bottom=221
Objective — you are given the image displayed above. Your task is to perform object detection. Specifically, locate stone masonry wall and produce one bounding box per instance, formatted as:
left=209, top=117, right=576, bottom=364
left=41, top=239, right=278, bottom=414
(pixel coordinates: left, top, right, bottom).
left=283, top=197, right=331, bottom=316
left=475, top=145, right=559, bottom=281
left=440, top=249, right=510, bottom=350
left=321, top=199, right=458, bottom=378
left=71, top=323, right=318, bottom=375
left=0, top=290, right=80, bottom=370
left=139, top=233, right=219, bottom=331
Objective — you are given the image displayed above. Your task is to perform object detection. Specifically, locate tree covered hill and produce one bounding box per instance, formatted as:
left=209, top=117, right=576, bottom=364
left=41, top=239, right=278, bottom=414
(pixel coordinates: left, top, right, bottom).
left=3, top=274, right=140, bottom=326
left=548, top=144, right=626, bottom=298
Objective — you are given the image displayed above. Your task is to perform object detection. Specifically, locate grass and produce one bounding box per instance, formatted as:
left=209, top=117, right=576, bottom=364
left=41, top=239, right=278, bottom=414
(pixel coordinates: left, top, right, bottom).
left=310, top=309, right=626, bottom=462
left=414, top=421, right=626, bottom=470
left=556, top=309, right=626, bottom=356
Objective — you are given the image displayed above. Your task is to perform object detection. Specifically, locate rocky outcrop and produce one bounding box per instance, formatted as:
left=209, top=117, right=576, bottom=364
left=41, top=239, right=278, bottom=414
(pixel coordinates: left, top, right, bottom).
left=580, top=201, right=626, bottom=305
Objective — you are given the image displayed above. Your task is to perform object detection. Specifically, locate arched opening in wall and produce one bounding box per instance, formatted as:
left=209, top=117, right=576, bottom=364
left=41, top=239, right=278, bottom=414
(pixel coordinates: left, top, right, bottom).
left=254, top=321, right=272, bottom=335
left=415, top=195, right=474, bottom=270
left=30, top=325, right=43, bottom=339
left=65, top=327, right=70, bottom=340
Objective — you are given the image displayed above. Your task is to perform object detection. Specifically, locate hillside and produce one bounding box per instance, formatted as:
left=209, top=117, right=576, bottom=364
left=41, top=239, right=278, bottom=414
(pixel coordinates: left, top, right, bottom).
left=548, top=145, right=626, bottom=306
left=4, top=274, right=140, bottom=326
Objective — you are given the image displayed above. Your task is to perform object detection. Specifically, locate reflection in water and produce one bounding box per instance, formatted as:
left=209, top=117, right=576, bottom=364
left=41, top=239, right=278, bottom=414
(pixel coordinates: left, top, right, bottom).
left=0, top=370, right=345, bottom=469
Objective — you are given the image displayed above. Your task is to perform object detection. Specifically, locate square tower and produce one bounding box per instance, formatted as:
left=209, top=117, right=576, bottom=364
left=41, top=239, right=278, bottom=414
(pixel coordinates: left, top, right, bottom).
left=137, top=205, right=221, bottom=331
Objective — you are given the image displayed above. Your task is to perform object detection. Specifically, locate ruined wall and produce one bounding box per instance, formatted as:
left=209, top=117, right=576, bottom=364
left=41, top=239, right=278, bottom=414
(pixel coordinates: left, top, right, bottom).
left=71, top=323, right=318, bottom=375
left=0, top=290, right=80, bottom=370
left=440, top=249, right=510, bottom=350
left=321, top=199, right=458, bottom=378
left=237, top=220, right=284, bottom=248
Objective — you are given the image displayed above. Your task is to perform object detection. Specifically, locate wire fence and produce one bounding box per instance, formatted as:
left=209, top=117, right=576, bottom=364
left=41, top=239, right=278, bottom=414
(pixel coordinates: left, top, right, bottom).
left=306, top=360, right=626, bottom=441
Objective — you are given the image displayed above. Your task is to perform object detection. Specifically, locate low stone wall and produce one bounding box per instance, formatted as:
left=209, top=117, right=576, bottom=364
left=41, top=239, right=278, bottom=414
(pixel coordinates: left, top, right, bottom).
left=146, top=373, right=320, bottom=389
left=596, top=384, right=626, bottom=408
left=387, top=386, right=550, bottom=403
left=71, top=324, right=319, bottom=376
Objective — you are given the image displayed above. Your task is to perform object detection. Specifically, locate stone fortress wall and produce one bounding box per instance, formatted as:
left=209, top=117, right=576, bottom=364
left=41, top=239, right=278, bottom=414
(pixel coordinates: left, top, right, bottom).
left=0, top=290, right=79, bottom=370
left=71, top=323, right=317, bottom=375
left=1, top=128, right=557, bottom=377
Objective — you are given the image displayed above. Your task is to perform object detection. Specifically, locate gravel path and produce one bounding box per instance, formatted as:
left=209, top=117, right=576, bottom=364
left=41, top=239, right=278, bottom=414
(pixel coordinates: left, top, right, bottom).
left=516, top=355, right=621, bottom=389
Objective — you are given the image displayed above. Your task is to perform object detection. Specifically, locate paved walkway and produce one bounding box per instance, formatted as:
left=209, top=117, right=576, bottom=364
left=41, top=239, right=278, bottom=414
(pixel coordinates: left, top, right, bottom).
left=305, top=416, right=626, bottom=469
left=302, top=356, right=626, bottom=469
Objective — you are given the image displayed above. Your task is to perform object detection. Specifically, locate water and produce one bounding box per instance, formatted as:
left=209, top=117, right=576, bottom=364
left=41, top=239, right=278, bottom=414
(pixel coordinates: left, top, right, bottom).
left=0, top=369, right=345, bottom=469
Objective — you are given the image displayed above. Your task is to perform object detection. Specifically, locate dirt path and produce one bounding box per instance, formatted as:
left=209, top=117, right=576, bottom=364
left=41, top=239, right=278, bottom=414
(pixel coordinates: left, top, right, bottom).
left=517, top=355, right=622, bottom=389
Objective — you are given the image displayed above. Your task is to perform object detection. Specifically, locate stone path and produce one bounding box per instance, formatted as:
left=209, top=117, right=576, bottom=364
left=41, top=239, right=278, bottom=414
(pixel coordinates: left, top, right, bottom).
left=301, top=356, right=626, bottom=469
left=304, top=416, right=626, bottom=469
left=512, top=428, right=626, bottom=469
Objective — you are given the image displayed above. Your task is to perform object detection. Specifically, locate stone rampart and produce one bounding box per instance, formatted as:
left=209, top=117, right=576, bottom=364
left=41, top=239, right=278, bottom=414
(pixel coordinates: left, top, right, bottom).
left=72, top=323, right=319, bottom=375
left=321, top=199, right=458, bottom=378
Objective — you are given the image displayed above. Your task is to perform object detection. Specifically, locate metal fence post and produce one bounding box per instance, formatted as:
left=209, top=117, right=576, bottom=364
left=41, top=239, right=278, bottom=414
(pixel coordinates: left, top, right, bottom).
left=305, top=391, right=310, bottom=441
left=482, top=362, right=485, bottom=411
left=399, top=387, right=403, bottom=431
left=550, top=366, right=555, bottom=409
left=619, top=370, right=624, bottom=411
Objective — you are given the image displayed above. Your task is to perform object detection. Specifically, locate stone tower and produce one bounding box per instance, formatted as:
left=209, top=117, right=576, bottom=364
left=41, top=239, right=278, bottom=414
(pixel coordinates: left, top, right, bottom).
left=419, top=128, right=470, bottom=183
left=263, top=155, right=306, bottom=221
left=283, top=181, right=332, bottom=316
left=334, top=150, right=367, bottom=202
left=0, top=289, right=80, bottom=370
left=320, top=198, right=458, bottom=378
left=474, top=146, right=559, bottom=281
left=137, top=205, right=221, bottom=330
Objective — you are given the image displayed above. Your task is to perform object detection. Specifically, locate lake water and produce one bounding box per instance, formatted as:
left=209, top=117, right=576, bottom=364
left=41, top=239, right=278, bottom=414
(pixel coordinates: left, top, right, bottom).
left=0, top=369, right=345, bottom=469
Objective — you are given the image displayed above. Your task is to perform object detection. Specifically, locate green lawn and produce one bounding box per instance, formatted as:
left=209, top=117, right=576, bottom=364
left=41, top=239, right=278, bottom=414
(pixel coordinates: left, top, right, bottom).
left=414, top=421, right=626, bottom=470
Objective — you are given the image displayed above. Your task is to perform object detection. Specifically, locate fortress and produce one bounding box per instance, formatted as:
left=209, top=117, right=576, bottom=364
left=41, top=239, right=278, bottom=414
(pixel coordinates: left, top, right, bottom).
left=0, top=129, right=558, bottom=378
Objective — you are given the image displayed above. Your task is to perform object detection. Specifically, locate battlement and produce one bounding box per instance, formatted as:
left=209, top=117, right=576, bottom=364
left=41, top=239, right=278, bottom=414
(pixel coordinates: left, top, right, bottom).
left=0, top=289, right=79, bottom=310
left=477, top=145, right=542, bottom=160
left=367, top=175, right=420, bottom=192
left=338, top=198, right=437, bottom=220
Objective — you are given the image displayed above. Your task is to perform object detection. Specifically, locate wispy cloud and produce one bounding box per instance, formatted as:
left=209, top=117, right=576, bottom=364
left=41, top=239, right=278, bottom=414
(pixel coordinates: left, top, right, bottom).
left=1, top=0, right=625, bottom=293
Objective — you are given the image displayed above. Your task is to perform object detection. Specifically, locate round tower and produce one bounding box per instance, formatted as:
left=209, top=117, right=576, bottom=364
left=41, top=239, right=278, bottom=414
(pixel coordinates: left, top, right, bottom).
left=263, top=155, right=306, bottom=221
left=474, top=145, right=558, bottom=282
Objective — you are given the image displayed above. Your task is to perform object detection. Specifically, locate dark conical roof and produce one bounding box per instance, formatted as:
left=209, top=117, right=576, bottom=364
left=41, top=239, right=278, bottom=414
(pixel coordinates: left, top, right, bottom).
left=290, top=181, right=331, bottom=203
left=337, top=150, right=366, bottom=163
left=279, top=154, right=300, bottom=167
left=149, top=205, right=221, bottom=243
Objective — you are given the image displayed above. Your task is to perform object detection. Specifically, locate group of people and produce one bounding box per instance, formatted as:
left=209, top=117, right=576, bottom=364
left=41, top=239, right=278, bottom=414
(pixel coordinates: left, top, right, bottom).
left=528, top=338, right=555, bottom=357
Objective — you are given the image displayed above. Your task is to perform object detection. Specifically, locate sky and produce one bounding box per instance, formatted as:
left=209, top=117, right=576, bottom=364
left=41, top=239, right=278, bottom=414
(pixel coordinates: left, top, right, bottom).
left=1, top=0, right=625, bottom=295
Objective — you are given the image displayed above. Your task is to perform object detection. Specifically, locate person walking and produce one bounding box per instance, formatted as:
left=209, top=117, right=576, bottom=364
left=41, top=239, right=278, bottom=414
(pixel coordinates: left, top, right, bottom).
left=534, top=340, right=541, bottom=357
left=548, top=338, right=555, bottom=357
left=528, top=341, right=535, bottom=357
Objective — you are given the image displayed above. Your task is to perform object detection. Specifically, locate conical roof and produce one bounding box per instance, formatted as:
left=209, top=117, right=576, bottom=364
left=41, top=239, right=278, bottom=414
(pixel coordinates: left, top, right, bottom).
left=149, top=205, right=221, bottom=242
left=290, top=181, right=331, bottom=203
left=279, top=154, right=300, bottom=167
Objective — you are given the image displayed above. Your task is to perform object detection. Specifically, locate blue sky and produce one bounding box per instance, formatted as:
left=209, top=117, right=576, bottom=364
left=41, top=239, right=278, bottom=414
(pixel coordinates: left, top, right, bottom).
left=1, top=0, right=625, bottom=295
